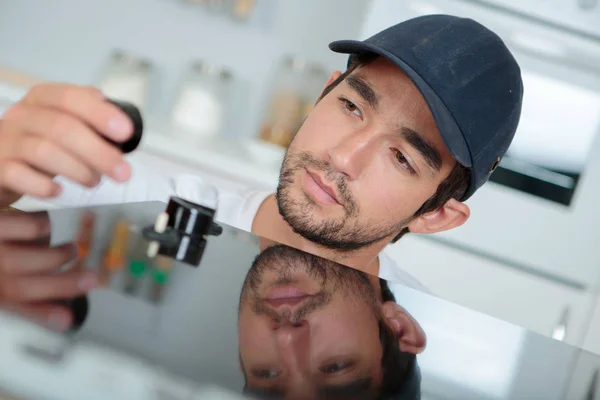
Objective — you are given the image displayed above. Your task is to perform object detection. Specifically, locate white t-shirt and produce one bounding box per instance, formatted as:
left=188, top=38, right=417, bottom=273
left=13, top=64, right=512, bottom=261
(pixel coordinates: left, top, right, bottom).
left=46, top=159, right=429, bottom=292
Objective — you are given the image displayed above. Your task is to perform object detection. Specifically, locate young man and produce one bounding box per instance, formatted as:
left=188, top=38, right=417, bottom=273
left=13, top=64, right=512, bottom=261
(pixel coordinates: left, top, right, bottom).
left=0, top=15, right=523, bottom=291
left=238, top=244, right=424, bottom=398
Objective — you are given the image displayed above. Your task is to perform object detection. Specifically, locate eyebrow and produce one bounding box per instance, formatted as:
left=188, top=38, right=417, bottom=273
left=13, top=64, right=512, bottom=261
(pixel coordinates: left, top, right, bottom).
left=345, top=75, right=380, bottom=111
left=244, top=377, right=373, bottom=399
left=400, top=127, right=443, bottom=173
left=317, top=376, right=373, bottom=398
left=244, top=387, right=285, bottom=398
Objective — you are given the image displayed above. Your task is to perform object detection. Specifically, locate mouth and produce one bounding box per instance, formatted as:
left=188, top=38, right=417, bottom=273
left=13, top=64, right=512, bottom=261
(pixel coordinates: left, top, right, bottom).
left=264, top=286, right=313, bottom=308
left=304, top=169, right=341, bottom=205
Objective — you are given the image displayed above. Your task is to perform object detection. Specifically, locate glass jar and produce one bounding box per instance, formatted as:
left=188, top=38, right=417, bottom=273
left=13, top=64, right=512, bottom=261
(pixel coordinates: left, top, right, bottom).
left=259, top=56, right=309, bottom=148
left=185, top=0, right=228, bottom=13
left=170, top=61, right=232, bottom=140
left=205, top=0, right=228, bottom=13
left=98, top=50, right=152, bottom=112
left=297, top=62, right=329, bottom=130
left=231, top=0, right=255, bottom=20
left=259, top=57, right=329, bottom=148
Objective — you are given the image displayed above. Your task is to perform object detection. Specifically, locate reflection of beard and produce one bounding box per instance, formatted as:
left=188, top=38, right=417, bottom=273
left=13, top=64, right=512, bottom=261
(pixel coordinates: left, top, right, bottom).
left=239, top=245, right=380, bottom=324
left=276, top=150, right=409, bottom=251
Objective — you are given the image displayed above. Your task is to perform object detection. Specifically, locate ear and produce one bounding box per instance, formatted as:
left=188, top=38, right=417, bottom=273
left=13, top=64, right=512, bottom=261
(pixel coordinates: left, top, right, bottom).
left=407, top=198, right=470, bottom=235
left=324, top=70, right=343, bottom=88
left=382, top=302, right=427, bottom=354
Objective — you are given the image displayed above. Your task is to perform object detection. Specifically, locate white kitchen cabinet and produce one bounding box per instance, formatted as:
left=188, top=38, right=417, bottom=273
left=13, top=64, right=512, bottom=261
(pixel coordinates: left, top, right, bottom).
left=476, top=0, right=600, bottom=38
left=384, top=235, right=596, bottom=348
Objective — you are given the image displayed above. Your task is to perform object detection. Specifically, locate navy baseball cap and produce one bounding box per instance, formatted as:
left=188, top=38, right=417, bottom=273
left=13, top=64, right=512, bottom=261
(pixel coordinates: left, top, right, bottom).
left=329, top=14, right=524, bottom=201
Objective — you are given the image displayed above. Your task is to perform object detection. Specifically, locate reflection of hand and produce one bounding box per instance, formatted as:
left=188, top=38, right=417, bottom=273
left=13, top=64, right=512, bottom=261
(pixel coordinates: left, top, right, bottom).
left=383, top=302, right=427, bottom=355
left=0, top=212, right=97, bottom=331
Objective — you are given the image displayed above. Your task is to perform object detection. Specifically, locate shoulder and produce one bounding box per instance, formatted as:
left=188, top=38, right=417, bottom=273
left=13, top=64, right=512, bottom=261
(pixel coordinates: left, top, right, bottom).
left=208, top=185, right=272, bottom=232
left=378, top=251, right=432, bottom=295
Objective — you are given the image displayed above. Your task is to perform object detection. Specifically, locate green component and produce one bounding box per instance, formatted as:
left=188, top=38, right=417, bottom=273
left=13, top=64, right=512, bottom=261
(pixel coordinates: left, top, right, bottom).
left=129, top=260, right=147, bottom=277
left=152, top=268, right=170, bottom=285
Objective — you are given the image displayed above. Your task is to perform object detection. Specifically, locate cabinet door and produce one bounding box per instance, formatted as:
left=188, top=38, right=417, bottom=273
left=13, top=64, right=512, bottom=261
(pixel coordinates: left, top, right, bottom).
left=384, top=235, right=595, bottom=348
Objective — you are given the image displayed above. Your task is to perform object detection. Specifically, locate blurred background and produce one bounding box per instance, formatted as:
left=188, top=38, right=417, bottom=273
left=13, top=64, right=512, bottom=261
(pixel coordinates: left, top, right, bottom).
left=1, top=0, right=600, bottom=374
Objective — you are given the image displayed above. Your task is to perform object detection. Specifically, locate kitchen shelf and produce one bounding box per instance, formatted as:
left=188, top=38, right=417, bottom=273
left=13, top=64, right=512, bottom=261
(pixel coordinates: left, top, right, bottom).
left=139, top=129, right=283, bottom=191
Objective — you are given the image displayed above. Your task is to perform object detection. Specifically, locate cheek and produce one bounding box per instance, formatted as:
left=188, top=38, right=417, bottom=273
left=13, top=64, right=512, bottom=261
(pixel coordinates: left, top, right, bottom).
left=292, top=100, right=348, bottom=153
left=356, top=166, right=425, bottom=219
left=311, top=306, right=382, bottom=357
left=239, top=312, right=277, bottom=362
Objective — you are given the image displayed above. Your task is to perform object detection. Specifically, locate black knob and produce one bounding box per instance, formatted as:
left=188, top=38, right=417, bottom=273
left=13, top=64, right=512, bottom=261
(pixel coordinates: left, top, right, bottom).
left=105, top=99, right=143, bottom=154
left=153, top=196, right=219, bottom=266
left=166, top=197, right=216, bottom=238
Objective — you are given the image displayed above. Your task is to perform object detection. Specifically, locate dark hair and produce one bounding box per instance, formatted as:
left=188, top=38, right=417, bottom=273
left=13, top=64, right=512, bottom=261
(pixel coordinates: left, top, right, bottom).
left=318, top=53, right=471, bottom=243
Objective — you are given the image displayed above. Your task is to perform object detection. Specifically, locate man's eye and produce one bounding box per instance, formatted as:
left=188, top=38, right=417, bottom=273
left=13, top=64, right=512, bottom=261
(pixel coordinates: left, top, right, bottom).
left=321, top=362, right=353, bottom=374
left=392, top=148, right=416, bottom=175
left=339, top=98, right=362, bottom=118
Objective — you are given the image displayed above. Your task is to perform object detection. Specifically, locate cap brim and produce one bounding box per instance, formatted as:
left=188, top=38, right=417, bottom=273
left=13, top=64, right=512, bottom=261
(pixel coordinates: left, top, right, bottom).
left=329, top=40, right=475, bottom=199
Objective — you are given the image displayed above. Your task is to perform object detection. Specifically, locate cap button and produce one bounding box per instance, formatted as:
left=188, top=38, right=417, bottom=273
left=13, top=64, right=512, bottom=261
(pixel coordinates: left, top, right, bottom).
left=489, top=157, right=501, bottom=174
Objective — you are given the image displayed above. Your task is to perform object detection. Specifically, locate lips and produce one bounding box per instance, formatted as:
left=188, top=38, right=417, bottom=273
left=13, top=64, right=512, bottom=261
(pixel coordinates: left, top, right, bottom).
left=306, top=170, right=340, bottom=205
left=265, top=296, right=311, bottom=308
left=264, top=286, right=312, bottom=308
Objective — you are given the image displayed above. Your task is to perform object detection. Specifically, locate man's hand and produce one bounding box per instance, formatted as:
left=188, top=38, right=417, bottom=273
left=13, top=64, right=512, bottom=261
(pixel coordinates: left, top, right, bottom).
left=0, top=83, right=134, bottom=207
left=0, top=211, right=97, bottom=331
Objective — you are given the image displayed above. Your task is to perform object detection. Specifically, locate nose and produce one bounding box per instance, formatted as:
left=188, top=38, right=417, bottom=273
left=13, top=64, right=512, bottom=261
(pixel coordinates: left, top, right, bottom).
left=274, top=320, right=310, bottom=373
left=327, top=129, right=376, bottom=180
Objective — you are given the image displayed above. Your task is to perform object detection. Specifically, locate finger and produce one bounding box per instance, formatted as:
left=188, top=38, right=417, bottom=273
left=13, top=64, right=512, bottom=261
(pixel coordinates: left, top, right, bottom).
left=16, top=135, right=101, bottom=188
left=1, top=302, right=72, bottom=332
left=0, top=211, right=51, bottom=240
left=0, top=242, right=77, bottom=275
left=0, top=160, right=61, bottom=199
left=20, top=83, right=133, bottom=142
left=3, top=105, right=130, bottom=182
left=0, top=269, right=97, bottom=303
left=0, top=187, right=23, bottom=206
left=83, top=85, right=107, bottom=99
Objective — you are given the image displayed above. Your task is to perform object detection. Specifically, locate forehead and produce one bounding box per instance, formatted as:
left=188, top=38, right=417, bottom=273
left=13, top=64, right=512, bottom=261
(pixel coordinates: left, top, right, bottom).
left=353, top=57, right=433, bottom=120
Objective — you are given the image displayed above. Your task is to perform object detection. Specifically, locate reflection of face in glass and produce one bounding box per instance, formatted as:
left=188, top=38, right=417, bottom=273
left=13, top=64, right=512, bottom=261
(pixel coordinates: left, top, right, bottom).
left=238, top=245, right=424, bottom=399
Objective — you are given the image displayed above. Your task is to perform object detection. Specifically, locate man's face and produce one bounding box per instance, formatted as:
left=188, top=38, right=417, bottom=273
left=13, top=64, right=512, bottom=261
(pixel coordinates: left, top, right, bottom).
left=277, top=57, right=457, bottom=250
left=238, top=246, right=384, bottom=399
